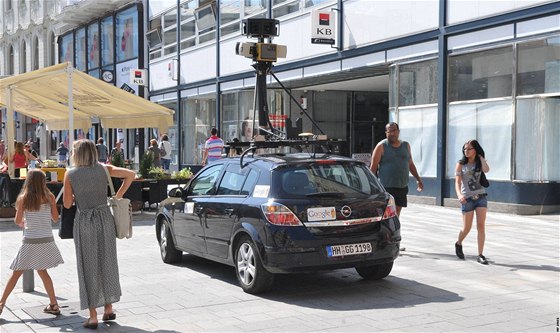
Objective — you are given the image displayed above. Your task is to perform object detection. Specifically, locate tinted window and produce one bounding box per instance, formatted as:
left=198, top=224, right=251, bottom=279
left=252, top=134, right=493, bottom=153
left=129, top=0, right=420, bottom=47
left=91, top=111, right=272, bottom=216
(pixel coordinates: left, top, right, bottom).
left=217, top=164, right=245, bottom=195
left=241, top=169, right=259, bottom=196
left=275, top=162, right=383, bottom=198
left=189, top=164, right=223, bottom=196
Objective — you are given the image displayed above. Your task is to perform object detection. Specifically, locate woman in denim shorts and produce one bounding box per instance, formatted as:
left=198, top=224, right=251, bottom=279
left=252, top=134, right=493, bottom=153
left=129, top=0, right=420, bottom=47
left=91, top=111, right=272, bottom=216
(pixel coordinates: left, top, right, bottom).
left=454, top=140, right=490, bottom=265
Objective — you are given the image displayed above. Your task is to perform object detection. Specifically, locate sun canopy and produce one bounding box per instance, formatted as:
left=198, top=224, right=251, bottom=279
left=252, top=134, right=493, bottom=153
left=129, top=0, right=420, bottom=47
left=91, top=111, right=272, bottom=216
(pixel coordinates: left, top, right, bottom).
left=0, top=63, right=174, bottom=131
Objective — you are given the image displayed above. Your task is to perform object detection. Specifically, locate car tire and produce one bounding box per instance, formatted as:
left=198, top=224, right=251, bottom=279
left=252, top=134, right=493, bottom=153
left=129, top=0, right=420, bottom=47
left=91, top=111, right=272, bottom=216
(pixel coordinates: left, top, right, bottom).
left=159, top=220, right=182, bottom=264
left=234, top=235, right=274, bottom=294
left=355, top=262, right=393, bottom=280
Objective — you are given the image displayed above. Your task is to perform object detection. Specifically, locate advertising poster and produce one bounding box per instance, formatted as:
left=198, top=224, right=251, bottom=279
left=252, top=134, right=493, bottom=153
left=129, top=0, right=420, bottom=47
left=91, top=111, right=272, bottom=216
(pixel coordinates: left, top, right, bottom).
left=60, top=33, right=74, bottom=64
left=75, top=28, right=86, bottom=71
left=116, top=7, right=138, bottom=62
left=116, top=59, right=139, bottom=96
left=87, top=23, right=100, bottom=70
left=101, top=16, right=114, bottom=66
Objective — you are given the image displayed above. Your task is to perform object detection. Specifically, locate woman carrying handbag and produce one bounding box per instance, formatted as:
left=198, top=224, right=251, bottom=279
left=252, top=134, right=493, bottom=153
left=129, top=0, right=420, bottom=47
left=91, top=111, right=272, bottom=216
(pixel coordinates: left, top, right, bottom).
left=63, top=139, right=135, bottom=329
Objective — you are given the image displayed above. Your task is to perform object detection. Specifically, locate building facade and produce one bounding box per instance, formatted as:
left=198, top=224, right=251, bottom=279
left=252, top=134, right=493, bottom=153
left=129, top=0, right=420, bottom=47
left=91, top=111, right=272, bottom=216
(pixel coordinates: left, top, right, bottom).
left=148, top=0, right=560, bottom=214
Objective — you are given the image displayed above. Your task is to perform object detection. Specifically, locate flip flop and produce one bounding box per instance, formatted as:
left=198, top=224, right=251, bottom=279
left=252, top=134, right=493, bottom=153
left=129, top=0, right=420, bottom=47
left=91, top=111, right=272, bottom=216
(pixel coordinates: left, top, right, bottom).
left=102, top=312, right=116, bottom=321
left=43, top=303, right=61, bottom=315
left=83, top=318, right=98, bottom=330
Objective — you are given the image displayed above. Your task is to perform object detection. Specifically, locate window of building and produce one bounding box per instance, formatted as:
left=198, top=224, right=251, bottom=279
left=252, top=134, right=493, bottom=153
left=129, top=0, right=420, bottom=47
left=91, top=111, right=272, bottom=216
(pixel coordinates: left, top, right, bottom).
left=272, top=0, right=300, bottom=18
left=448, top=46, right=513, bottom=102
left=181, top=95, right=217, bottom=164
left=101, top=16, right=114, bottom=66
left=148, top=16, right=163, bottom=59
left=398, top=59, right=438, bottom=106
left=87, top=22, right=100, bottom=70
left=32, top=36, right=39, bottom=70
left=8, top=45, right=14, bottom=75
left=49, top=32, right=56, bottom=66
left=517, top=35, right=560, bottom=95
left=160, top=8, right=178, bottom=56
left=21, top=41, right=27, bottom=73
left=515, top=34, right=560, bottom=181
left=244, top=0, right=267, bottom=17
left=180, top=0, right=196, bottom=49
left=220, top=0, right=240, bottom=37
left=75, top=28, right=86, bottom=71
left=7, top=0, right=12, bottom=11
left=116, top=7, right=139, bottom=62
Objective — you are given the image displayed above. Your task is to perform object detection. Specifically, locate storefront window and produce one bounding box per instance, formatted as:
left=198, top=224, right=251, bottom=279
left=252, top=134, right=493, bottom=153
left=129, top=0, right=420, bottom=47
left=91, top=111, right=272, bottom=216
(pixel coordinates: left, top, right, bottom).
left=398, top=59, right=438, bottom=106
left=60, top=33, right=74, bottom=64
left=101, top=16, right=114, bottom=66
left=116, top=7, right=139, bottom=62
left=75, top=28, right=86, bottom=71
left=447, top=100, right=512, bottom=180
left=517, top=35, right=560, bottom=95
left=515, top=98, right=559, bottom=181
left=181, top=96, right=216, bottom=165
left=448, top=46, right=513, bottom=102
left=398, top=106, right=438, bottom=178
left=87, top=22, right=100, bottom=70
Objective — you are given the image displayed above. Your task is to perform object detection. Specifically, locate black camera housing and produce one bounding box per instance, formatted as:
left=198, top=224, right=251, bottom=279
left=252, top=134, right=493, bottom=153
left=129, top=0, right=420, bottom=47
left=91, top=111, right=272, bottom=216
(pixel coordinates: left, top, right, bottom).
left=242, top=18, right=279, bottom=38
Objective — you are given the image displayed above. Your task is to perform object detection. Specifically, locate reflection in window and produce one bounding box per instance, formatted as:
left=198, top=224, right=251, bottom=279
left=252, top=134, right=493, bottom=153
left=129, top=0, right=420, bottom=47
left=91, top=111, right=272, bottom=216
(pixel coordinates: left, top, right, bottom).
left=304, top=0, right=331, bottom=8
left=245, top=0, right=267, bottom=16
left=399, top=60, right=438, bottom=106
left=164, top=9, right=177, bottom=29
left=448, top=47, right=513, bottom=102
left=181, top=96, right=217, bottom=165
left=515, top=98, right=559, bottom=181
left=221, top=0, right=240, bottom=25
left=273, top=0, right=300, bottom=18
left=517, top=35, right=560, bottom=95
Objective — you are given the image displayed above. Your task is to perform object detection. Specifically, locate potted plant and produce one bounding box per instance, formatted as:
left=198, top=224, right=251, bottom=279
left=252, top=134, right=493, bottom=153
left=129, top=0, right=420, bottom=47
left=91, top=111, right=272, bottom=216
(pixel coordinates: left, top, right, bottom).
left=148, top=167, right=170, bottom=180
left=139, top=152, right=154, bottom=179
left=174, top=167, right=193, bottom=181
left=111, top=151, right=125, bottom=168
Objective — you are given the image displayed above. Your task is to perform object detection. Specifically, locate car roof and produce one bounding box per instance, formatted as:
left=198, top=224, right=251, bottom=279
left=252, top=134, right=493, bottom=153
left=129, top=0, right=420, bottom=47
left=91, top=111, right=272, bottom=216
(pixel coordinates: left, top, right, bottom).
left=224, top=152, right=363, bottom=169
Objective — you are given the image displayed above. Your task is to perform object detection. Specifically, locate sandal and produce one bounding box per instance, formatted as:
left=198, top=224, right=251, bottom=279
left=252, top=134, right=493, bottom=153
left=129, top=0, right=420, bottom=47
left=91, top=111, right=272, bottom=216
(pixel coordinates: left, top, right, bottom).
left=83, top=318, right=98, bottom=330
left=43, top=303, right=61, bottom=315
left=102, top=312, right=116, bottom=321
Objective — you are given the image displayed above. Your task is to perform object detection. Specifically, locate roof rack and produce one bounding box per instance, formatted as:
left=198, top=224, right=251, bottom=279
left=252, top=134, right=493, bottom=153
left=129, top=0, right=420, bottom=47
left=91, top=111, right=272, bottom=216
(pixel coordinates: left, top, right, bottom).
left=225, top=135, right=339, bottom=168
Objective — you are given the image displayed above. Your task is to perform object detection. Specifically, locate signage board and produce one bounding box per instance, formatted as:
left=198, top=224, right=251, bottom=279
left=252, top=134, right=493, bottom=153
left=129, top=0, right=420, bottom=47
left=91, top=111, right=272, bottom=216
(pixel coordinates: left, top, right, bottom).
left=311, top=10, right=336, bottom=45
left=130, top=69, right=146, bottom=86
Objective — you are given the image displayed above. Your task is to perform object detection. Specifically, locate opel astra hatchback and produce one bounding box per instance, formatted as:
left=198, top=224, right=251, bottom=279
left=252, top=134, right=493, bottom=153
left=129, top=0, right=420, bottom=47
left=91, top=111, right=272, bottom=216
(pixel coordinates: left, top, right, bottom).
left=156, top=152, right=401, bottom=293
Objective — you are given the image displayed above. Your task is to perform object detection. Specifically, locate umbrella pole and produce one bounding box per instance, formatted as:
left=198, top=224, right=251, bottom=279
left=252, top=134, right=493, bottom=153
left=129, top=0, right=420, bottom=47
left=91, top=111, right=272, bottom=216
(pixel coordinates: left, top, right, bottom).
left=67, top=63, right=74, bottom=152
left=6, top=87, right=15, bottom=179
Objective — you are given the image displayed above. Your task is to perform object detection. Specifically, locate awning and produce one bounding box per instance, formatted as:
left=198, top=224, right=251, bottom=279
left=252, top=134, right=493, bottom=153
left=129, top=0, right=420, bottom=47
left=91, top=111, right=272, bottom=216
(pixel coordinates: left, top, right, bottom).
left=0, top=63, right=174, bottom=132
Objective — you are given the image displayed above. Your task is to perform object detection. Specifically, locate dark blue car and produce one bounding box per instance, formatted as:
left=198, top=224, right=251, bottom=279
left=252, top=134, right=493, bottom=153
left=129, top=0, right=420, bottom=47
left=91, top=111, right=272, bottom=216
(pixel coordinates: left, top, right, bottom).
left=156, top=152, right=401, bottom=293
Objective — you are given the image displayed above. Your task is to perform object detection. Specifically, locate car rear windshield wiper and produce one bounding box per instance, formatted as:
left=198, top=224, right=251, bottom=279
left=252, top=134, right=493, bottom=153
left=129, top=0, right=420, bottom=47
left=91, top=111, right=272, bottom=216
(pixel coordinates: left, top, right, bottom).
left=305, top=192, right=344, bottom=198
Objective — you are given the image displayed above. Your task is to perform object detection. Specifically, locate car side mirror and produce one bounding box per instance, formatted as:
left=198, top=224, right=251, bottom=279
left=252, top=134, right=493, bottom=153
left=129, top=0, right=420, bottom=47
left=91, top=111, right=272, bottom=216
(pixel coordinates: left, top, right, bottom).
left=168, top=187, right=183, bottom=198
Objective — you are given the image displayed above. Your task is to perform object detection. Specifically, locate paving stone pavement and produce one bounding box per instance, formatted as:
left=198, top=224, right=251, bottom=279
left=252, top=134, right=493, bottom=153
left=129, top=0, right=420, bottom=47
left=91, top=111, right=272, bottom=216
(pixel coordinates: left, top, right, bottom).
left=0, top=204, right=558, bottom=332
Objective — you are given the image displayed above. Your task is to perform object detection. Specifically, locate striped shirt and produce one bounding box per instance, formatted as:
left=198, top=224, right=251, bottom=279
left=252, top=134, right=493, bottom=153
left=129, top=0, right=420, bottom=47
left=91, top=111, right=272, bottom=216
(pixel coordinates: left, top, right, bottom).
left=205, top=135, right=224, bottom=163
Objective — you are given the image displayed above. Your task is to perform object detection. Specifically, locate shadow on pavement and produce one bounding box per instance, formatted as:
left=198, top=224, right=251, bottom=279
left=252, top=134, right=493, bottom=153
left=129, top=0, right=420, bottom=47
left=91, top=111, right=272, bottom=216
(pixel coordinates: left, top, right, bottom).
left=490, top=263, right=560, bottom=272
left=172, top=254, right=463, bottom=310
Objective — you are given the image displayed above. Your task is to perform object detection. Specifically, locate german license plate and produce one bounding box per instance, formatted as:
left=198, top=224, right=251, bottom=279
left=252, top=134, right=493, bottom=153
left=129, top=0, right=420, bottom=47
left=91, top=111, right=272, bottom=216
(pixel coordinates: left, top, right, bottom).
left=326, top=242, right=372, bottom=257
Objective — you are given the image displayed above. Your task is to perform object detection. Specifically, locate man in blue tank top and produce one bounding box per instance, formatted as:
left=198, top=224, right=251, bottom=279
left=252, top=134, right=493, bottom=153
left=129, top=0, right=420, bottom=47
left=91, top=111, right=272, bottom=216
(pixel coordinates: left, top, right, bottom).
left=370, top=123, right=423, bottom=251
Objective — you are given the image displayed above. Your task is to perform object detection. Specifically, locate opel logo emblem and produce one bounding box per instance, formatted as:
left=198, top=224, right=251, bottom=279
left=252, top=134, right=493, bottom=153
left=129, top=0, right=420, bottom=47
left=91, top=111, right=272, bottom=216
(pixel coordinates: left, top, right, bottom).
left=341, top=205, right=351, bottom=217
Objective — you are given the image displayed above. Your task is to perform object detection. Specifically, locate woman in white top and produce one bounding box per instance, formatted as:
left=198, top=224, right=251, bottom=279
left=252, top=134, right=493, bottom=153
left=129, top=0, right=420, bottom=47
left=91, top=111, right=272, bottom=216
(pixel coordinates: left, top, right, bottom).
left=159, top=134, right=172, bottom=171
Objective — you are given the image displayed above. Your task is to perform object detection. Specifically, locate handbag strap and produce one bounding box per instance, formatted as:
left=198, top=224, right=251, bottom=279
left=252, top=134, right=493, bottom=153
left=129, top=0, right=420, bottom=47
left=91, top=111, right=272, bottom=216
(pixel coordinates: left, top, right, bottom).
left=55, top=186, right=64, bottom=202
left=102, top=165, right=116, bottom=196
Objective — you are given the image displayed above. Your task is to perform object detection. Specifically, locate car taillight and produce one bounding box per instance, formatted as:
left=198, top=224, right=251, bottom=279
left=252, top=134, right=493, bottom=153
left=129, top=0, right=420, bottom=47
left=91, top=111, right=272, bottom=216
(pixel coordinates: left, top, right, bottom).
left=261, top=201, right=302, bottom=226
left=382, top=195, right=398, bottom=219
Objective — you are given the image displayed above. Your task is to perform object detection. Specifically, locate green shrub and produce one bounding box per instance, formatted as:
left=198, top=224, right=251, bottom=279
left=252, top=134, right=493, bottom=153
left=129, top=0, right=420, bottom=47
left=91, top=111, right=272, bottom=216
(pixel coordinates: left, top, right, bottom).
left=139, top=152, right=154, bottom=179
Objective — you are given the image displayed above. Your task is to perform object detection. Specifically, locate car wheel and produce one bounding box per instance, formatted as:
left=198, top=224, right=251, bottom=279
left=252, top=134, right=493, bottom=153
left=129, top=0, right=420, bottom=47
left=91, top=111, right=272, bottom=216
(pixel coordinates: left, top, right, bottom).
left=355, top=262, right=393, bottom=280
left=234, top=235, right=274, bottom=294
left=159, top=220, right=182, bottom=263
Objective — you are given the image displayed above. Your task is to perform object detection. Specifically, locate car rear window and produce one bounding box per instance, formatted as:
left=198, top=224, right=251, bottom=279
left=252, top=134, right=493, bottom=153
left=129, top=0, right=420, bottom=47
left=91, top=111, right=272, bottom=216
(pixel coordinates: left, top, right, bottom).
left=274, top=162, right=384, bottom=198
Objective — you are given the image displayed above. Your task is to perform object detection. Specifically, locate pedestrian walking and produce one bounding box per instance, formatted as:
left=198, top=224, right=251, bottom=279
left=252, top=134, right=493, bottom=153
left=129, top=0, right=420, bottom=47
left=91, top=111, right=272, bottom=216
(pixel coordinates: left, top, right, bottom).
left=202, top=127, right=224, bottom=166
left=370, top=122, right=423, bottom=251
left=95, top=138, right=108, bottom=163
left=56, top=142, right=69, bottom=167
left=159, top=134, right=172, bottom=171
left=109, top=141, right=125, bottom=166
left=63, top=139, right=135, bottom=329
left=0, top=169, right=64, bottom=317
left=454, top=139, right=490, bottom=265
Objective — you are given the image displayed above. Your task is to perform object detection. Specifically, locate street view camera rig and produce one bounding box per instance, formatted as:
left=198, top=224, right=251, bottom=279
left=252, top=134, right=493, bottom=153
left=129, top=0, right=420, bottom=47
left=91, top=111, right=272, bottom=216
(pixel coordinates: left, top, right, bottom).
left=231, top=19, right=329, bottom=157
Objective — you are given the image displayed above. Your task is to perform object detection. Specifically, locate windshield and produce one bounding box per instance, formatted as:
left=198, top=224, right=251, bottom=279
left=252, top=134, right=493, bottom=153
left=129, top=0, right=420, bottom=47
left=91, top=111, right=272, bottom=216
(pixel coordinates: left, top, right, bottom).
left=274, top=162, right=384, bottom=198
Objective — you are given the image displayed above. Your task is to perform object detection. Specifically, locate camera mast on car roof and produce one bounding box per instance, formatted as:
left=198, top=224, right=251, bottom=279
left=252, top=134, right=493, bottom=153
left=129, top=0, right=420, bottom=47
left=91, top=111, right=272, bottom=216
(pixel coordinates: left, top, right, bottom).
left=231, top=18, right=331, bottom=158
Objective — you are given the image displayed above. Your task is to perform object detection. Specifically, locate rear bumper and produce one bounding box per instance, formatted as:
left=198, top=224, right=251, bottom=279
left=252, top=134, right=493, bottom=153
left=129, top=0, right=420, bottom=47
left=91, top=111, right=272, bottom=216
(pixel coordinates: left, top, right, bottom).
left=260, top=219, right=400, bottom=274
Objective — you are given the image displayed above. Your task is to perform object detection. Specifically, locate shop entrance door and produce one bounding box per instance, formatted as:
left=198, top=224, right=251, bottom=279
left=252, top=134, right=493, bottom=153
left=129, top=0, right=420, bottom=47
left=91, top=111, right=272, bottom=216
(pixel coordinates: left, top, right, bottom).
left=351, top=92, right=389, bottom=159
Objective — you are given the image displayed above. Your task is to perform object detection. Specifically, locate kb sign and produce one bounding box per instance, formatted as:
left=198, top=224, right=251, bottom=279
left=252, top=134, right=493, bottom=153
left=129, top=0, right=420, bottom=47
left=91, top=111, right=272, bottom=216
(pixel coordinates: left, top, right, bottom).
left=311, top=10, right=336, bottom=45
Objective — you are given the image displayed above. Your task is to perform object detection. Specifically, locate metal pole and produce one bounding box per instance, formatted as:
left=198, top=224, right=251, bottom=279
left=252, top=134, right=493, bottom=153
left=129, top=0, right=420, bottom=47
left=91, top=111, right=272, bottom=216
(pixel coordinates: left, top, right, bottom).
left=6, top=87, right=15, bottom=178
left=22, top=270, right=34, bottom=292
left=67, top=63, right=74, bottom=149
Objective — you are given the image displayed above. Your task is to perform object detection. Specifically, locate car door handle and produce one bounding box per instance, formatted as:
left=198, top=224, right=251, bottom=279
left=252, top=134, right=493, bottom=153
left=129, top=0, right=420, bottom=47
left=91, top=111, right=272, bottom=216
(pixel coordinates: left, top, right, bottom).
left=224, top=208, right=235, bottom=216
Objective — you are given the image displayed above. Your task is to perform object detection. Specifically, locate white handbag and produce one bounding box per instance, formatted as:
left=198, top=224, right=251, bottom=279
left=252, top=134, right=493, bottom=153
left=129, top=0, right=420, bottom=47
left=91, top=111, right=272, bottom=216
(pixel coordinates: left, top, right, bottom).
left=103, top=165, right=132, bottom=239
